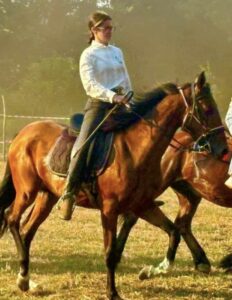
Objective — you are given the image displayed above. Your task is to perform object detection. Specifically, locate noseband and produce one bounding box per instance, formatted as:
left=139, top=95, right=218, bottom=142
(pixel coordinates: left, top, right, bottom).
left=192, top=126, right=225, bottom=153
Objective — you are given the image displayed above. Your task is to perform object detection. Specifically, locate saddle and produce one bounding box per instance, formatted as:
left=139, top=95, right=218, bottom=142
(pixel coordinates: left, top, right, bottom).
left=48, top=113, right=114, bottom=180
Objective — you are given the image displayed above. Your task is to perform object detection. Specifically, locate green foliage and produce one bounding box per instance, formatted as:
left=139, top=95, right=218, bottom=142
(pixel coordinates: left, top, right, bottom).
left=2, top=56, right=85, bottom=120
left=11, top=56, right=85, bottom=116
left=1, top=0, right=232, bottom=119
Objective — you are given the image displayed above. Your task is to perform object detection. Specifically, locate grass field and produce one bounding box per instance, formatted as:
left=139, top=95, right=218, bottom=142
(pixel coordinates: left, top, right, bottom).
left=0, top=162, right=232, bottom=300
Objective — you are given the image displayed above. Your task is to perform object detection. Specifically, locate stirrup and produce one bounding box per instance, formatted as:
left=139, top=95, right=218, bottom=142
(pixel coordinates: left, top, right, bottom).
left=59, top=191, right=75, bottom=203
left=58, top=192, right=76, bottom=221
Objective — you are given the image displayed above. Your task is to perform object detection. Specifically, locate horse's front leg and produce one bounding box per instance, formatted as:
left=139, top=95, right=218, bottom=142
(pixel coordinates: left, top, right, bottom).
left=101, top=205, right=124, bottom=300
left=115, top=213, right=138, bottom=264
left=136, top=203, right=181, bottom=280
left=173, top=187, right=211, bottom=273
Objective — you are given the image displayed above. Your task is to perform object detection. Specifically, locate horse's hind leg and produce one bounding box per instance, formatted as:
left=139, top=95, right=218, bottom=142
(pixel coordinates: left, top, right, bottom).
left=7, top=189, right=38, bottom=291
left=17, top=191, right=57, bottom=291
left=136, top=204, right=180, bottom=280
left=174, top=189, right=211, bottom=273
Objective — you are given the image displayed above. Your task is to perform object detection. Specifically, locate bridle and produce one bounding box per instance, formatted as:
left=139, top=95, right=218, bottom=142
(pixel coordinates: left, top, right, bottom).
left=126, top=83, right=225, bottom=152
left=178, top=83, right=225, bottom=151
left=191, top=126, right=225, bottom=153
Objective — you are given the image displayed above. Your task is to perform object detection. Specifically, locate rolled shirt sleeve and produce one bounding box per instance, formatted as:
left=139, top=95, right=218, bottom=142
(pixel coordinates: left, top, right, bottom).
left=225, top=101, right=232, bottom=135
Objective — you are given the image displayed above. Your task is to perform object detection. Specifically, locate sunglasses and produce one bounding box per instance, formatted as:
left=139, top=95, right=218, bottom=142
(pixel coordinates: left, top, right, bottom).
left=97, top=26, right=116, bottom=32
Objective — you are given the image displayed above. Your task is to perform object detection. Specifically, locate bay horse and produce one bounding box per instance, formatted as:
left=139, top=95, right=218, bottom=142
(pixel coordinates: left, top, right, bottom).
left=115, top=130, right=232, bottom=280
left=0, top=72, right=227, bottom=300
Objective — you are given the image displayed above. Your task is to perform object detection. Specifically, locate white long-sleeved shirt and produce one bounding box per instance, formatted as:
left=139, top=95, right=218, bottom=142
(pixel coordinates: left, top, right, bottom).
left=225, top=101, right=232, bottom=175
left=79, top=40, right=132, bottom=103
left=225, top=100, right=232, bottom=134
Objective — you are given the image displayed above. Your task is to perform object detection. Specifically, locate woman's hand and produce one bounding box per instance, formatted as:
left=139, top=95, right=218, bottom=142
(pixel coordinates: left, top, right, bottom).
left=113, top=94, right=129, bottom=104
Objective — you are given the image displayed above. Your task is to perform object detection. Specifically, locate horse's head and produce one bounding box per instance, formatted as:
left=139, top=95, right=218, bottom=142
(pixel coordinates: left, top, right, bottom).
left=180, top=71, right=228, bottom=157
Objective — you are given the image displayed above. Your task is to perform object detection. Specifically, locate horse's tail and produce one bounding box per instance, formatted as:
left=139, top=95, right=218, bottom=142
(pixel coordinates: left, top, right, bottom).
left=0, top=161, right=16, bottom=238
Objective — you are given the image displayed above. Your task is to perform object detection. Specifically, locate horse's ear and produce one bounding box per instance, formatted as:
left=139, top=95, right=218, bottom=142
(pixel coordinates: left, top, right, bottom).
left=195, top=71, right=206, bottom=90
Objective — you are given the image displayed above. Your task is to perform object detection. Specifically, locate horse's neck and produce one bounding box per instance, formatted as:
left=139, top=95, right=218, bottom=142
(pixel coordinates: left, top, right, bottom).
left=124, top=95, right=185, bottom=166
left=160, top=131, right=192, bottom=184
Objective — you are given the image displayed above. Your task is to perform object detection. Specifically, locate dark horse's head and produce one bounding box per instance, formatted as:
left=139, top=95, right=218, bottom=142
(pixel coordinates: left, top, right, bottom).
left=181, top=72, right=228, bottom=157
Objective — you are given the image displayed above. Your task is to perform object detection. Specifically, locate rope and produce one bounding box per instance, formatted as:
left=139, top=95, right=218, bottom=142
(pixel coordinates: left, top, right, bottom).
left=0, top=114, right=69, bottom=120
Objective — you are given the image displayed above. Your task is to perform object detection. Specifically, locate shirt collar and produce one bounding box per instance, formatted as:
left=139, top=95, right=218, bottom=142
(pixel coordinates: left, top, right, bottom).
left=91, top=40, right=111, bottom=48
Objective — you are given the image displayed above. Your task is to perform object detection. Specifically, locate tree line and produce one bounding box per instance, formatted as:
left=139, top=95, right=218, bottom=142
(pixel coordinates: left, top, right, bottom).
left=1, top=0, right=232, bottom=119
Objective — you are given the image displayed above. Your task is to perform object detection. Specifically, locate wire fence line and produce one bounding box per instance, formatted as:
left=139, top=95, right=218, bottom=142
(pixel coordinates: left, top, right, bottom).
left=0, top=114, right=70, bottom=120
left=0, top=95, right=70, bottom=161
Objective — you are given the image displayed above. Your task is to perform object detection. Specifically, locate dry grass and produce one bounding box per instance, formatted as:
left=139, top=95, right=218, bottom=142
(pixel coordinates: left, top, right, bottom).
left=0, top=162, right=232, bottom=299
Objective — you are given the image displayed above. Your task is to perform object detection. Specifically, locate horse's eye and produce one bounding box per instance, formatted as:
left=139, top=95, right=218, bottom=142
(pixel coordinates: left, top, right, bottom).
left=199, top=100, right=214, bottom=116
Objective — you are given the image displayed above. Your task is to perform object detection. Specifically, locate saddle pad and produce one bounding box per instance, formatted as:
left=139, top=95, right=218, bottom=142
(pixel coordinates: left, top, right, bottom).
left=48, top=129, right=76, bottom=177
left=47, top=128, right=114, bottom=179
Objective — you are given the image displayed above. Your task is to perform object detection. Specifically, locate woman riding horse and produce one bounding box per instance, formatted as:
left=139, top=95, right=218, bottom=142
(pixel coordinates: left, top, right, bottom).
left=0, top=72, right=227, bottom=300
left=59, top=11, right=132, bottom=220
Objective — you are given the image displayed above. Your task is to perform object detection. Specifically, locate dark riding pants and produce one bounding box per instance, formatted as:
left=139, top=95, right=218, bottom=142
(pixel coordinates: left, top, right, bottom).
left=66, top=99, right=112, bottom=191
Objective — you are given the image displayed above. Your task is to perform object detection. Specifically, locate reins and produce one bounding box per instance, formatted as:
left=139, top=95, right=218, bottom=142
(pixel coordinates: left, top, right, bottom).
left=123, top=103, right=190, bottom=151
left=73, top=84, right=224, bottom=157
left=124, top=85, right=196, bottom=151
left=125, top=84, right=225, bottom=153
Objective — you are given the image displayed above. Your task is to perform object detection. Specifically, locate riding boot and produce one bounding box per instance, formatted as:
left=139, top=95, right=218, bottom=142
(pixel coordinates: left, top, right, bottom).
left=59, top=190, right=76, bottom=221
left=59, top=178, right=79, bottom=221
left=59, top=149, right=86, bottom=220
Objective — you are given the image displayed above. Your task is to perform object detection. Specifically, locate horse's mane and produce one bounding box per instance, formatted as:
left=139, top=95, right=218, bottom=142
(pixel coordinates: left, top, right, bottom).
left=102, top=82, right=179, bottom=132
left=137, top=82, right=179, bottom=102
left=180, top=82, right=212, bottom=98
left=131, top=82, right=179, bottom=114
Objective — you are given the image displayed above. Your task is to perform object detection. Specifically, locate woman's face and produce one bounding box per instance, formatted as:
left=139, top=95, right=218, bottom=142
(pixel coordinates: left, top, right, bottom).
left=93, top=19, right=114, bottom=45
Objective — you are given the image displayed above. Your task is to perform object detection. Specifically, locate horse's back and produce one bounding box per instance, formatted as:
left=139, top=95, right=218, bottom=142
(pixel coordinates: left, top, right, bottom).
left=8, top=120, right=64, bottom=179
left=12, top=120, right=63, bottom=140
left=9, top=120, right=64, bottom=153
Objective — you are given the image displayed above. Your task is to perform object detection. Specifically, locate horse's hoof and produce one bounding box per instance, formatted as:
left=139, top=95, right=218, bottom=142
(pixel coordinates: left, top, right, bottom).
left=219, top=254, right=232, bottom=269
left=29, top=280, right=42, bottom=292
left=224, top=267, right=232, bottom=274
left=138, top=265, right=153, bottom=280
left=112, top=296, right=124, bottom=300
left=16, top=274, right=29, bottom=291
left=154, top=200, right=165, bottom=207
left=108, top=291, right=124, bottom=300
left=196, top=263, right=211, bottom=274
